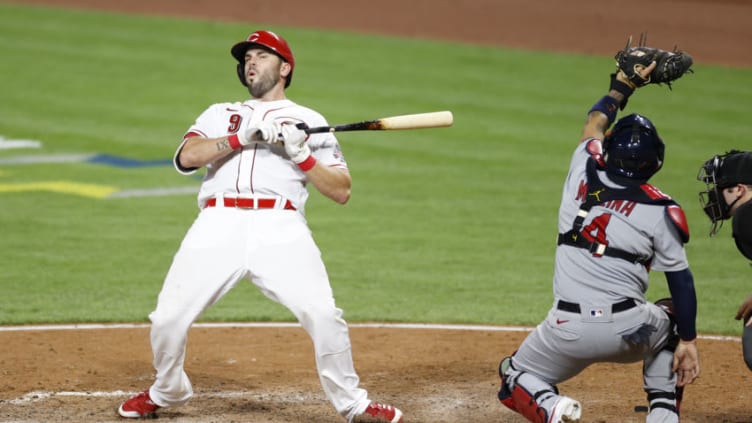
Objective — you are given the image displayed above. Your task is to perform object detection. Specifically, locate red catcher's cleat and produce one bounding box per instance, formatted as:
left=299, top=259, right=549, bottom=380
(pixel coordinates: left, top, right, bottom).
left=118, top=390, right=160, bottom=418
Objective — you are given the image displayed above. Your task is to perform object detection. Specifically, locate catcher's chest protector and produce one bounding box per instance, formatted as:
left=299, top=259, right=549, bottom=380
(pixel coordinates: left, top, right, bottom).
left=558, top=158, right=689, bottom=264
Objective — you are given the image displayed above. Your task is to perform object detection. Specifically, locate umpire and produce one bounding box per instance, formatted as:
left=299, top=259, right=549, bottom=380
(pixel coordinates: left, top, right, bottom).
left=698, top=150, right=752, bottom=369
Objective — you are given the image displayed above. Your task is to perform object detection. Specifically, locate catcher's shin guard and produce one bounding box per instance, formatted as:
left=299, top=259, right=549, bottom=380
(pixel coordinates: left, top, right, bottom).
left=498, top=357, right=520, bottom=412
left=646, top=390, right=680, bottom=422
left=497, top=357, right=554, bottom=423
left=644, top=330, right=682, bottom=422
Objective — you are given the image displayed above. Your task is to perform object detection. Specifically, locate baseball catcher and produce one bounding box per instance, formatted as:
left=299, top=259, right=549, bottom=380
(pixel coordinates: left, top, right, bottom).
left=496, top=37, right=699, bottom=423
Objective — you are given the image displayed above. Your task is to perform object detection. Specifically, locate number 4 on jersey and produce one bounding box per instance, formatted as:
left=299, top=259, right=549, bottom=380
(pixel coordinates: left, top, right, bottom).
left=581, top=213, right=612, bottom=257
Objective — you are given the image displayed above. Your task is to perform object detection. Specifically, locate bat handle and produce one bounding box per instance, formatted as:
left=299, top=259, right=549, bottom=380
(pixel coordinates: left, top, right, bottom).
left=295, top=122, right=335, bottom=134
left=295, top=122, right=313, bottom=134
left=253, top=122, right=313, bottom=141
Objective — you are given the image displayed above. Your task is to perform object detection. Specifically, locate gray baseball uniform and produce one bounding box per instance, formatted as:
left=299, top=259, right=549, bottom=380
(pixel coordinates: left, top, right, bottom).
left=501, top=138, right=690, bottom=422
left=553, top=139, right=689, bottom=304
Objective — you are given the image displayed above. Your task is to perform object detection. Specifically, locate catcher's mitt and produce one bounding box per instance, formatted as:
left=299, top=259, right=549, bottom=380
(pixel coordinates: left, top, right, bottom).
left=615, top=34, right=693, bottom=89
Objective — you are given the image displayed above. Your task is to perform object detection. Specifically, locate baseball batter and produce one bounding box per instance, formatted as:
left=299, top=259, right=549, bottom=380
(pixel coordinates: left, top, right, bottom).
left=117, top=30, right=403, bottom=423
left=496, top=57, right=700, bottom=422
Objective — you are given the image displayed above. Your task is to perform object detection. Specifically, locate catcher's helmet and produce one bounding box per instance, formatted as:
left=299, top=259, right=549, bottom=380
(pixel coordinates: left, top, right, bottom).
left=697, top=150, right=752, bottom=235
left=602, top=114, right=664, bottom=184
left=231, top=30, right=295, bottom=88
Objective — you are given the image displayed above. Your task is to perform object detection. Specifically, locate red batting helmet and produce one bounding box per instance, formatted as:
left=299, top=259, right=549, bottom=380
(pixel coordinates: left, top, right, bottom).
left=231, top=30, right=295, bottom=88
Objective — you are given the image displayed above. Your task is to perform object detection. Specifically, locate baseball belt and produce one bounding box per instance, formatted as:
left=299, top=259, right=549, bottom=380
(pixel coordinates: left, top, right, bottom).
left=557, top=298, right=637, bottom=314
left=204, top=197, right=296, bottom=210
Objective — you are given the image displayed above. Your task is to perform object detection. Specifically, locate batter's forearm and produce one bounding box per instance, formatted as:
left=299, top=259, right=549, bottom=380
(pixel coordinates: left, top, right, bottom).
left=306, top=166, right=351, bottom=204
left=178, top=136, right=237, bottom=169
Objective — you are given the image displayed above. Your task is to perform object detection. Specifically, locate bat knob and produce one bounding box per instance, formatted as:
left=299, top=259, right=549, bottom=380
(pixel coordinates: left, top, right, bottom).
left=295, top=122, right=309, bottom=130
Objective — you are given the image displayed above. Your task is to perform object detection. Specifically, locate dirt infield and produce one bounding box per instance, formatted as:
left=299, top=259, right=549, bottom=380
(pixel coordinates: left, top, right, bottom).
left=1, top=325, right=750, bottom=422
left=10, top=0, right=752, bottom=68
left=2, top=0, right=752, bottom=422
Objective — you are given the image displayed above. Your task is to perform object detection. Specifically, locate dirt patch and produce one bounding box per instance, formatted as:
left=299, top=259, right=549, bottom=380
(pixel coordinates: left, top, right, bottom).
left=0, top=326, right=750, bottom=422
left=2, top=0, right=751, bottom=422
left=11, top=0, right=752, bottom=67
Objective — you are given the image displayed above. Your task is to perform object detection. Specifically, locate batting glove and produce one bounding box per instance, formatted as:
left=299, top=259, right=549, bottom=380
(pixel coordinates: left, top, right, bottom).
left=281, top=124, right=315, bottom=170
left=228, top=120, right=282, bottom=149
left=253, top=120, right=282, bottom=144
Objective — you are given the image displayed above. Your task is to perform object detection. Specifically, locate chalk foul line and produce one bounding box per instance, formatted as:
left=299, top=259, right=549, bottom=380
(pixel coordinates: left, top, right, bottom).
left=8, top=389, right=324, bottom=405
left=0, top=321, right=738, bottom=341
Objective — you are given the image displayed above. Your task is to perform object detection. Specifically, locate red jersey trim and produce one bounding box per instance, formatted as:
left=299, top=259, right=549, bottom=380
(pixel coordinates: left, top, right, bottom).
left=640, top=184, right=672, bottom=201
left=183, top=130, right=205, bottom=141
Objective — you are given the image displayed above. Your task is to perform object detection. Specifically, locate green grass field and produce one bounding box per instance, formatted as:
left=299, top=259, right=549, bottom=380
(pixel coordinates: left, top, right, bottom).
left=0, top=3, right=750, bottom=335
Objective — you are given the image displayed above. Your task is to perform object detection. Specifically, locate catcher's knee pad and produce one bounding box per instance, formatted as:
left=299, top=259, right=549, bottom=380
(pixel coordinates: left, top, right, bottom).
left=497, top=357, right=517, bottom=410
left=497, top=357, right=557, bottom=423
left=655, top=298, right=680, bottom=352
left=655, top=297, right=675, bottom=321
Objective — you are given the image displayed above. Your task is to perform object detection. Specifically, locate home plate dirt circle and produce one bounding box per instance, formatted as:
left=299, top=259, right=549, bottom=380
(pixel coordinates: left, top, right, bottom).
left=0, top=323, right=750, bottom=422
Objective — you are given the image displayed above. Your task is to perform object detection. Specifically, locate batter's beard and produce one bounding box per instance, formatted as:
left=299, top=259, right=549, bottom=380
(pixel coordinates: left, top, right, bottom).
left=248, top=71, right=279, bottom=98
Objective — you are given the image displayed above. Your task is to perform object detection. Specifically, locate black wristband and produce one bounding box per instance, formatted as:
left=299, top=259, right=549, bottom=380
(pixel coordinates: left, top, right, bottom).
left=609, top=73, right=634, bottom=110
left=589, top=95, right=620, bottom=127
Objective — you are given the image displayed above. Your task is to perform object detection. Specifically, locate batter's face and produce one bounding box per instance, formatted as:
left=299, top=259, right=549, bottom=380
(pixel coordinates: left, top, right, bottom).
left=243, top=48, right=289, bottom=99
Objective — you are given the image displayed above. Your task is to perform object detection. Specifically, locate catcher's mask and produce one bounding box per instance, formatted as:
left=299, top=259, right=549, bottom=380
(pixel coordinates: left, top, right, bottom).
left=231, top=30, right=295, bottom=88
left=603, top=114, right=665, bottom=184
left=697, top=150, right=752, bottom=235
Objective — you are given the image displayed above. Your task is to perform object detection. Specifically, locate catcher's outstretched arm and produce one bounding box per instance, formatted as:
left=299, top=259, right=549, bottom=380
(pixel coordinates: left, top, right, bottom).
left=581, top=63, right=655, bottom=142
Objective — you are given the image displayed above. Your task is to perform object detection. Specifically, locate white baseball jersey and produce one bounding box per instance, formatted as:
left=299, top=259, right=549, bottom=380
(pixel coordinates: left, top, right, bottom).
left=174, top=99, right=348, bottom=214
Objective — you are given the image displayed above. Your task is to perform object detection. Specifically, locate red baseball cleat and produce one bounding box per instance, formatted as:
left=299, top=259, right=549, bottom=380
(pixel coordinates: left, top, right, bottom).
left=118, top=390, right=160, bottom=418
left=359, top=401, right=404, bottom=422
